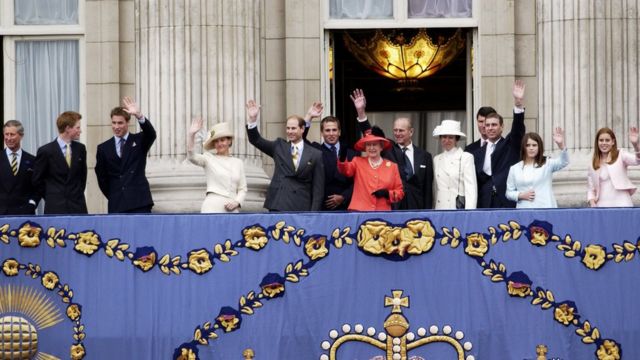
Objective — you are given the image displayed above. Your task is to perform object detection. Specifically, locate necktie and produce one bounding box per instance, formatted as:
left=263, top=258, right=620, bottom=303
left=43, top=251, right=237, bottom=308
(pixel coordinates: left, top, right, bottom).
left=483, top=142, right=495, bottom=175
left=402, top=147, right=413, bottom=177
left=330, top=144, right=337, bottom=159
left=65, top=144, right=72, bottom=168
left=10, top=152, right=18, bottom=176
left=119, top=138, right=125, bottom=158
left=291, top=145, right=299, bottom=170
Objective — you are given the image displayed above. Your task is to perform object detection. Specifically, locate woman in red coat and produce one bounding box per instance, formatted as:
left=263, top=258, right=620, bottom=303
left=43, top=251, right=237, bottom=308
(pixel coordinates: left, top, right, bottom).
left=337, top=128, right=404, bottom=211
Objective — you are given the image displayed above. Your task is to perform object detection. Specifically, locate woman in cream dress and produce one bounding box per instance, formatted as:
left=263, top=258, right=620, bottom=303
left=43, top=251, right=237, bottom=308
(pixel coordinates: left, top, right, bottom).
left=187, top=118, right=247, bottom=213
left=432, top=120, right=477, bottom=209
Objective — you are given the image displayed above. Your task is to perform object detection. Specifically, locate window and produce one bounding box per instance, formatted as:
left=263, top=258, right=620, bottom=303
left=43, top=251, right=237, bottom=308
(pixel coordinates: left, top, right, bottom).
left=329, top=0, right=472, bottom=20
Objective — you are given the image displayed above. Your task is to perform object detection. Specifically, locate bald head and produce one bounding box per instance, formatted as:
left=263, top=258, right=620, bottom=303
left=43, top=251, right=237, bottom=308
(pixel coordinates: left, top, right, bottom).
left=393, top=117, right=414, bottom=146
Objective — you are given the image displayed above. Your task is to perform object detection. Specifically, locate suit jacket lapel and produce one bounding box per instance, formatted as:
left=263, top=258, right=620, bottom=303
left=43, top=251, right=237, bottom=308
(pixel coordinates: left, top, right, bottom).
left=0, top=153, right=14, bottom=191
left=412, top=145, right=424, bottom=174
left=296, top=144, right=311, bottom=173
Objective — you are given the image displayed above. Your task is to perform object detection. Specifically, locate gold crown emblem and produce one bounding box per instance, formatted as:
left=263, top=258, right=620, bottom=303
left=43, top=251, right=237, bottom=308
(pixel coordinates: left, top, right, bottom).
left=320, top=290, right=475, bottom=360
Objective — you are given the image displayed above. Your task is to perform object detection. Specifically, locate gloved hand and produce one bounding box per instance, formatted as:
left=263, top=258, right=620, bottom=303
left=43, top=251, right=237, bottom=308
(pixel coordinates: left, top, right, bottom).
left=339, top=148, right=348, bottom=162
left=371, top=189, right=389, bottom=199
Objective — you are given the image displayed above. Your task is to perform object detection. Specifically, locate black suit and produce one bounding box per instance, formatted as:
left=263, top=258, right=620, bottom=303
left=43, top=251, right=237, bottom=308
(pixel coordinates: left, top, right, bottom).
left=468, top=111, right=525, bottom=208
left=95, top=119, right=156, bottom=213
left=464, top=138, right=483, bottom=153
left=247, top=125, right=324, bottom=211
left=0, top=149, right=39, bottom=215
left=309, top=141, right=357, bottom=211
left=358, top=120, right=434, bottom=210
left=33, top=140, right=88, bottom=214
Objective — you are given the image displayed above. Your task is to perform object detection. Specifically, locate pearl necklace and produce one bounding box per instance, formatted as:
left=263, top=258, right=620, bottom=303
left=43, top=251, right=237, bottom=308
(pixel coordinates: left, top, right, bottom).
left=369, top=157, right=383, bottom=169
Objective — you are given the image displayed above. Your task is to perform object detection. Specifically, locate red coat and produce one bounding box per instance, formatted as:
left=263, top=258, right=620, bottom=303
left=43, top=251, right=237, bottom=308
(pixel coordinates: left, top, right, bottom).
left=337, top=157, right=404, bottom=211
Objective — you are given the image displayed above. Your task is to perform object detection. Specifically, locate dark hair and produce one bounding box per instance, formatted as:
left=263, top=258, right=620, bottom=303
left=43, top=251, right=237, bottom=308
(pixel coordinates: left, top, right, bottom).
left=520, top=132, right=546, bottom=167
left=476, top=106, right=496, bottom=119
left=485, top=112, right=503, bottom=126
left=320, top=116, right=341, bottom=131
left=286, top=115, right=305, bottom=129
left=56, top=111, right=82, bottom=134
left=3, top=120, right=24, bottom=136
left=110, top=107, right=131, bottom=121
left=592, top=127, right=619, bottom=170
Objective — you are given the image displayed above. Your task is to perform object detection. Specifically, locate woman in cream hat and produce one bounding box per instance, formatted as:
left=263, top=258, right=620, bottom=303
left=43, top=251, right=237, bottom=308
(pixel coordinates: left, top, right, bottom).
left=432, top=120, right=477, bottom=209
left=187, top=117, right=247, bottom=213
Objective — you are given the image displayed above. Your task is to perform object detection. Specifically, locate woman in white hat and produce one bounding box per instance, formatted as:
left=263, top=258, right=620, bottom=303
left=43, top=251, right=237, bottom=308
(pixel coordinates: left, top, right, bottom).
left=187, top=117, right=247, bottom=213
left=432, top=120, right=477, bottom=209
left=337, top=127, right=404, bottom=211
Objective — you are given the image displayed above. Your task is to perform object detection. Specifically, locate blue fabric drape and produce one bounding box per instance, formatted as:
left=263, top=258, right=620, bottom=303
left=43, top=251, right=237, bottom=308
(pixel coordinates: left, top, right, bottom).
left=0, top=208, right=638, bottom=359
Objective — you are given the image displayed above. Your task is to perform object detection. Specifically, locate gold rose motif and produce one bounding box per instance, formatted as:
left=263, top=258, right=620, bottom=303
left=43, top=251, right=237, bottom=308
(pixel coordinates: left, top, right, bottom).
left=18, top=223, right=42, bottom=247
left=530, top=228, right=549, bottom=246
left=507, top=280, right=530, bottom=297
left=304, top=236, right=329, bottom=260
left=176, top=348, right=197, bottom=360
left=401, top=220, right=435, bottom=255
left=2, top=259, right=19, bottom=276
left=596, top=340, right=620, bottom=360
left=380, top=226, right=408, bottom=256
left=243, top=226, right=268, bottom=250
left=133, top=252, right=157, bottom=272
left=66, top=304, right=81, bottom=321
left=41, top=272, right=59, bottom=290
left=357, top=221, right=389, bottom=254
left=188, top=249, right=213, bottom=274
left=217, top=315, right=240, bottom=332
left=70, top=343, right=85, bottom=360
left=553, top=303, right=575, bottom=325
left=74, top=231, right=101, bottom=255
left=465, top=233, right=489, bottom=257
left=261, top=283, right=285, bottom=298
left=582, top=244, right=606, bottom=270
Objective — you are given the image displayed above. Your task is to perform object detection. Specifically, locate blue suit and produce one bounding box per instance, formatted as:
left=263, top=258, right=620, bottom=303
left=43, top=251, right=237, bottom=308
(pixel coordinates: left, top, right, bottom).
left=95, top=118, right=156, bottom=213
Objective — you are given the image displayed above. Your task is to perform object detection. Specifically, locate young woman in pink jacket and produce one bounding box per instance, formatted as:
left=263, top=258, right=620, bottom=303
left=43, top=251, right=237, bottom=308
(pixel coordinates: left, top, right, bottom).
left=588, top=127, right=640, bottom=207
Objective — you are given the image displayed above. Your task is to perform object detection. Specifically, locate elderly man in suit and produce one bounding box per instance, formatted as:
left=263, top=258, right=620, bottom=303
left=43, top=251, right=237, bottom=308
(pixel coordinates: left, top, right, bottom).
left=95, top=97, right=157, bottom=213
left=33, top=111, right=88, bottom=214
left=303, top=102, right=357, bottom=210
left=464, top=106, right=497, bottom=153
left=1, top=120, right=39, bottom=215
left=350, top=89, right=434, bottom=210
left=469, top=80, right=526, bottom=208
left=246, top=99, right=324, bottom=212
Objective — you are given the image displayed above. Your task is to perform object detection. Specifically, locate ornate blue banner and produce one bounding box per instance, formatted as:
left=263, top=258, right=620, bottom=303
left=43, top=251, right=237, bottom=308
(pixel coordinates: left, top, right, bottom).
left=1, top=208, right=638, bottom=359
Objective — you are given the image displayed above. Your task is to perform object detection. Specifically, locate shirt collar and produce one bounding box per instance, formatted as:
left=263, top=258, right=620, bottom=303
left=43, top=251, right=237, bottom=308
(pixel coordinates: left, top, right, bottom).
left=5, top=148, right=22, bottom=157
left=56, top=137, right=71, bottom=148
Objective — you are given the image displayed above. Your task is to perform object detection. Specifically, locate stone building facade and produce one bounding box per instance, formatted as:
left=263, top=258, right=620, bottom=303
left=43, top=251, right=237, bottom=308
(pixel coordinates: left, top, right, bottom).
left=1, top=0, right=638, bottom=212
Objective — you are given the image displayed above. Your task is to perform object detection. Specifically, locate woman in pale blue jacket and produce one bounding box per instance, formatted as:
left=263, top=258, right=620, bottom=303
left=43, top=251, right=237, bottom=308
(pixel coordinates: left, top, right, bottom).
left=506, top=128, right=569, bottom=208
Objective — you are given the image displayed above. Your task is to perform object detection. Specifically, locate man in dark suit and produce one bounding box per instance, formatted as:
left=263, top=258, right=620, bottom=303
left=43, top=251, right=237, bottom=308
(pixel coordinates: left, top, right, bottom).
left=350, top=89, right=434, bottom=210
left=464, top=106, right=497, bottom=153
left=95, top=97, right=157, bottom=213
left=33, top=111, right=88, bottom=214
left=1, top=120, right=39, bottom=215
left=303, top=102, right=357, bottom=210
left=245, top=99, right=324, bottom=212
left=469, top=80, right=526, bottom=208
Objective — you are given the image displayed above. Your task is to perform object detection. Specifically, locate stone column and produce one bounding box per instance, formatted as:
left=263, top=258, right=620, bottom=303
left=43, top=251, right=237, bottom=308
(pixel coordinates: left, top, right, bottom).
left=135, top=0, right=269, bottom=212
left=537, top=0, right=640, bottom=206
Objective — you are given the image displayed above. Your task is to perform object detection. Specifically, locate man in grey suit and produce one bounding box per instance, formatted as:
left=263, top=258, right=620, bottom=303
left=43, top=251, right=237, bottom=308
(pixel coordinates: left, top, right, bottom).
left=246, top=100, right=324, bottom=211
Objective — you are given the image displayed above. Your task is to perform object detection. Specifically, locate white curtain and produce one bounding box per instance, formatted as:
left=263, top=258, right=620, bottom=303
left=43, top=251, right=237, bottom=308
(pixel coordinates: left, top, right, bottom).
left=330, top=0, right=393, bottom=19
left=14, top=0, right=78, bottom=25
left=16, top=40, right=80, bottom=154
left=409, top=0, right=472, bottom=18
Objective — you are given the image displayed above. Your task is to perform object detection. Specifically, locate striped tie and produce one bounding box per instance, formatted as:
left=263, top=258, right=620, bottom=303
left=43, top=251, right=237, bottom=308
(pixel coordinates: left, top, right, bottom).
left=10, top=152, right=18, bottom=176
left=65, top=144, right=72, bottom=167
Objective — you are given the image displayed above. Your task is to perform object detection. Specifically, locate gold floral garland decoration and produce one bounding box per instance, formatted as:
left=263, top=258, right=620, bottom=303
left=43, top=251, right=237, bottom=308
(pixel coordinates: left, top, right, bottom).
left=1, top=258, right=87, bottom=359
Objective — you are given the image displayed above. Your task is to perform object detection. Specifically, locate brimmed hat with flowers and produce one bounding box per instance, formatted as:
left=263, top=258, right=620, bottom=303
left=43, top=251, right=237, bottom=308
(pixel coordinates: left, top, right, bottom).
left=354, top=126, right=392, bottom=151
left=204, top=122, right=234, bottom=150
left=432, top=120, right=466, bottom=138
